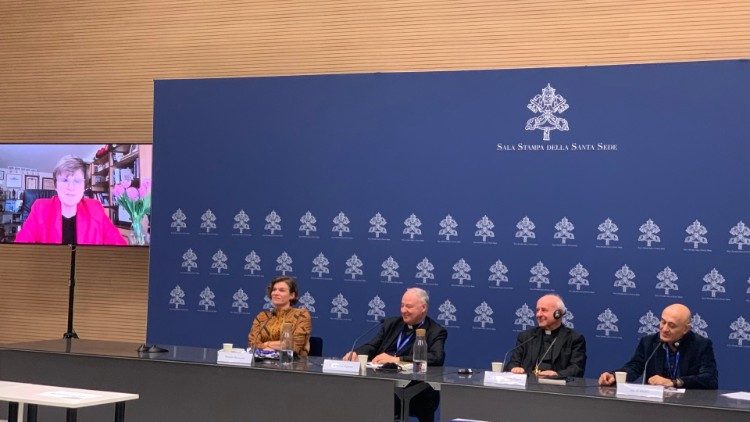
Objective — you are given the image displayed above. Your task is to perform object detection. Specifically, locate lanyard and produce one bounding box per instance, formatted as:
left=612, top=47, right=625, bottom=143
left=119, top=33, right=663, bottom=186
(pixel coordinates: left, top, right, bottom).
left=395, top=331, right=414, bottom=354
left=663, top=345, right=680, bottom=379
left=396, top=322, right=424, bottom=353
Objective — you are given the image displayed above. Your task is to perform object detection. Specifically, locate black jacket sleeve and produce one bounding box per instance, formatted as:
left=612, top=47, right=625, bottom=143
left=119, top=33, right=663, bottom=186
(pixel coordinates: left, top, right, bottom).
left=353, top=319, right=395, bottom=360
left=507, top=331, right=534, bottom=372
left=679, top=337, right=718, bottom=389
left=616, top=335, right=655, bottom=382
left=557, top=332, right=586, bottom=378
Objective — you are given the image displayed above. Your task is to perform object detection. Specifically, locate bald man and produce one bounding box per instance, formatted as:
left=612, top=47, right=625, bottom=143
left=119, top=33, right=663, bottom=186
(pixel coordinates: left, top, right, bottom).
left=598, top=303, right=718, bottom=389
left=507, top=294, right=587, bottom=378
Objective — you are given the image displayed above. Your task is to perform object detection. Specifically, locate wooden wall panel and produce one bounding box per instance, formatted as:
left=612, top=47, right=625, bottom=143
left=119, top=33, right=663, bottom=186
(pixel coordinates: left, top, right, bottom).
left=72, top=247, right=149, bottom=342
left=0, top=245, right=71, bottom=343
left=0, top=1, right=748, bottom=344
left=1, top=1, right=748, bottom=142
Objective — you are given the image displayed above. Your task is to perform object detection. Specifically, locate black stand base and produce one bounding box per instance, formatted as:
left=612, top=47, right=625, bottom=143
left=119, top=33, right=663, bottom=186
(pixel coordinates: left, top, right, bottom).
left=137, top=344, right=168, bottom=353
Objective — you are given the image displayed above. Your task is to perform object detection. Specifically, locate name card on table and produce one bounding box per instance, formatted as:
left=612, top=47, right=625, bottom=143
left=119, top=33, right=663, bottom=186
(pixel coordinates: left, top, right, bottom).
left=217, top=350, right=254, bottom=367
left=323, top=359, right=361, bottom=375
left=483, top=371, right=527, bottom=388
left=616, top=383, right=664, bottom=401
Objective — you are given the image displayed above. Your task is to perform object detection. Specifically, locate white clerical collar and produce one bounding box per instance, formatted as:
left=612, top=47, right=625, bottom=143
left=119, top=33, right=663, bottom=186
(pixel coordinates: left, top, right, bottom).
left=407, top=320, right=426, bottom=330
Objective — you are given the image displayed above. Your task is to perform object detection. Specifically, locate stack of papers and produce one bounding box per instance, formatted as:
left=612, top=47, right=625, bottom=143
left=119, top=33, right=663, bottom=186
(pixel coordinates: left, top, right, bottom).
left=537, top=377, right=566, bottom=386
left=722, top=392, right=750, bottom=401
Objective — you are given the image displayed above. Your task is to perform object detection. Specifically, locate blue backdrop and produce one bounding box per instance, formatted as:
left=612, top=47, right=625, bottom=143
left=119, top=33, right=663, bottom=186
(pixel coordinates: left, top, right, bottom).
left=148, top=60, right=750, bottom=389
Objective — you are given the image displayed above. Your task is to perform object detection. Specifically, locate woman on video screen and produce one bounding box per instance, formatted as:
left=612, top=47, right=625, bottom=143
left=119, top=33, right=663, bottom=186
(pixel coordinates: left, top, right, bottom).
left=15, top=155, right=127, bottom=246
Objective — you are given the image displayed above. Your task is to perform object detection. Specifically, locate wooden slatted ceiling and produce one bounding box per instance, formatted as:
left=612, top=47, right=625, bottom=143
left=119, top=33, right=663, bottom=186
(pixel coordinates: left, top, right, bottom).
left=1, top=1, right=748, bottom=141
left=0, top=1, right=748, bottom=343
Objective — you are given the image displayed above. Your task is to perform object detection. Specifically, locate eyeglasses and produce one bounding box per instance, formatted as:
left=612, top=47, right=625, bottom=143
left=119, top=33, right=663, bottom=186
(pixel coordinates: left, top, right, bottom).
left=56, top=177, right=85, bottom=186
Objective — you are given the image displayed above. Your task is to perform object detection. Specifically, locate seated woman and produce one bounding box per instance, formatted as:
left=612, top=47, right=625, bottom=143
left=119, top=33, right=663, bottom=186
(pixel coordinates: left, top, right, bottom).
left=248, top=276, right=312, bottom=356
left=15, top=155, right=127, bottom=246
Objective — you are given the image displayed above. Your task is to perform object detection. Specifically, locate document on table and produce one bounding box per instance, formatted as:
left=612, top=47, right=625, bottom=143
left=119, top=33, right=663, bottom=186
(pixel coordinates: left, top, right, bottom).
left=722, top=391, right=750, bottom=401
left=365, top=362, right=414, bottom=372
left=38, top=391, right=101, bottom=400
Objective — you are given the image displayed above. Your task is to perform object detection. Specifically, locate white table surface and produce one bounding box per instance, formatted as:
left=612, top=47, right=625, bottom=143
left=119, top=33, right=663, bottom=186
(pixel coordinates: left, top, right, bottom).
left=0, top=381, right=138, bottom=409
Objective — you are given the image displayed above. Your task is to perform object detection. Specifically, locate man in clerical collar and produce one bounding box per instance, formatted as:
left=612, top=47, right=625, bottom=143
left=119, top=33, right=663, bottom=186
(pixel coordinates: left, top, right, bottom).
left=598, top=303, right=718, bottom=389
left=343, top=287, right=447, bottom=422
left=507, top=294, right=587, bottom=378
left=345, top=287, right=445, bottom=365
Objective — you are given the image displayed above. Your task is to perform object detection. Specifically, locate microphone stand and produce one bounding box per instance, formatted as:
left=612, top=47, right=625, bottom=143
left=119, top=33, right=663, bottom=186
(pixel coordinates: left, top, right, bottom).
left=347, top=318, right=384, bottom=359
left=63, top=244, right=79, bottom=339
left=502, top=332, right=539, bottom=371
left=641, top=339, right=662, bottom=384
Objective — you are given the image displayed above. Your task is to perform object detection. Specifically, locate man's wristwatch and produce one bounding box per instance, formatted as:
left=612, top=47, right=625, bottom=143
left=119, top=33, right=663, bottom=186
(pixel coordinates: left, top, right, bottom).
left=672, top=378, right=683, bottom=388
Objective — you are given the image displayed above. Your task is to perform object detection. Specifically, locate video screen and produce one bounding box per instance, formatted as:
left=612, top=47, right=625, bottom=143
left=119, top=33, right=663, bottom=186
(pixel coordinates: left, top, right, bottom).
left=0, top=143, right=152, bottom=246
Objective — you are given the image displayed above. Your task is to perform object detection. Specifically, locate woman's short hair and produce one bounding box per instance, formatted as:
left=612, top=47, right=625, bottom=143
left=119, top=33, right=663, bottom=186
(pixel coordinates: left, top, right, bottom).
left=266, top=276, right=299, bottom=305
left=53, top=155, right=87, bottom=186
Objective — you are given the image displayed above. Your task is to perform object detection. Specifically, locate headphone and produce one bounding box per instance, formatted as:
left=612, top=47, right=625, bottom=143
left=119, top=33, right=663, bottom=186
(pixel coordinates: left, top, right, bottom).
left=553, top=296, right=567, bottom=319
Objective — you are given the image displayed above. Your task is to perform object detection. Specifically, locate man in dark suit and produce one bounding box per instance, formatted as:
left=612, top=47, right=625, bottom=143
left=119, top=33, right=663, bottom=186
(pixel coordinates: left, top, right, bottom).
left=344, top=287, right=447, bottom=422
left=508, top=294, right=587, bottom=378
left=598, top=303, right=718, bottom=389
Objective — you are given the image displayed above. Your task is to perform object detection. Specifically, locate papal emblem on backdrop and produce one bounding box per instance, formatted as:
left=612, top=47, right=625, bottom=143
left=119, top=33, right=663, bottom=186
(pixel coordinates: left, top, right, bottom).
left=525, top=83, right=570, bottom=141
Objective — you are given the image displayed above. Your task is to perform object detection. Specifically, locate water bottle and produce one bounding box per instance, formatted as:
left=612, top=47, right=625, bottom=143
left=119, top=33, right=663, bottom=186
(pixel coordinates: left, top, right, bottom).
left=279, top=322, right=294, bottom=365
left=412, top=328, right=427, bottom=374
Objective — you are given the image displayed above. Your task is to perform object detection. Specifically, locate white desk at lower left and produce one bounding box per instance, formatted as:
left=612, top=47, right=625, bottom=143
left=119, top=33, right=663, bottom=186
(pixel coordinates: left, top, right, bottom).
left=0, top=380, right=138, bottom=422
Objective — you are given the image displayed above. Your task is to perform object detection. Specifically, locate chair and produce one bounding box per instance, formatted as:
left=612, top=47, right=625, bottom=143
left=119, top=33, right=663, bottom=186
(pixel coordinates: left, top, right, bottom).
left=20, top=189, right=56, bottom=222
left=308, top=336, right=323, bottom=357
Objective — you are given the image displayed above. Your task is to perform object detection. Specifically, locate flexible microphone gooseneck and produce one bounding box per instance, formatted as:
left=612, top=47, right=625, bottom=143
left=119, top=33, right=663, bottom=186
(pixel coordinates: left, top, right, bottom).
left=347, top=318, right=385, bottom=358
left=502, top=331, right=540, bottom=372
left=534, top=336, right=559, bottom=375
left=256, top=308, right=277, bottom=348
left=641, top=338, right=663, bottom=385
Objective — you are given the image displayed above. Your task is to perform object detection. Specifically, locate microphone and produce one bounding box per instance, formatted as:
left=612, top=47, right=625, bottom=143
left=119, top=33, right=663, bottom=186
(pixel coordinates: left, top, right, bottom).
left=533, top=336, right=559, bottom=375
left=502, top=331, right=540, bottom=372
left=641, top=337, right=663, bottom=385
left=347, top=318, right=385, bottom=358
left=256, top=308, right=276, bottom=348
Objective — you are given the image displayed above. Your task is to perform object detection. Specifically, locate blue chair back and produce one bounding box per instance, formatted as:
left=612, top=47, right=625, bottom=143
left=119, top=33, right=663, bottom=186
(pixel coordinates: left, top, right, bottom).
left=309, top=336, right=323, bottom=357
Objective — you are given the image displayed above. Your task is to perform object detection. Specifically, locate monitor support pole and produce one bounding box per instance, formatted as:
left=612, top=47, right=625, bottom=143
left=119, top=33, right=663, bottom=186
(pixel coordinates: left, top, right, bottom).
left=63, top=244, right=79, bottom=339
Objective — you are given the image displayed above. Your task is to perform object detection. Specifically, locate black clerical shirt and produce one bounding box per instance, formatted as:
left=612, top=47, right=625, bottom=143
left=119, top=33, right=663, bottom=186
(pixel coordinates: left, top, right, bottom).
left=536, top=325, right=562, bottom=372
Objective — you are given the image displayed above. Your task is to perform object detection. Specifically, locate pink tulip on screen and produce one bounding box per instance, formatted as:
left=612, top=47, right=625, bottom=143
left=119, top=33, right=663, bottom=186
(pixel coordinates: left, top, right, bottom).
left=112, top=184, right=125, bottom=198
left=138, top=180, right=151, bottom=197
left=126, top=187, right=140, bottom=201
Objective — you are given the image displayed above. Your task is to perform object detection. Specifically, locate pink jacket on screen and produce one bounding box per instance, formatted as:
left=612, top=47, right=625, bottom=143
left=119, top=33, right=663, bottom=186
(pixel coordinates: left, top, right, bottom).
left=15, top=196, right=128, bottom=245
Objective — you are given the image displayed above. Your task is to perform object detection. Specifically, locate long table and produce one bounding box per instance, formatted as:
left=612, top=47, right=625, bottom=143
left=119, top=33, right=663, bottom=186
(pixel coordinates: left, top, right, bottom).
left=439, top=372, right=750, bottom=422
left=0, top=340, right=748, bottom=422
left=0, top=339, right=425, bottom=421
